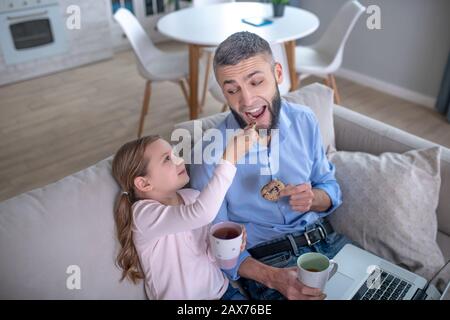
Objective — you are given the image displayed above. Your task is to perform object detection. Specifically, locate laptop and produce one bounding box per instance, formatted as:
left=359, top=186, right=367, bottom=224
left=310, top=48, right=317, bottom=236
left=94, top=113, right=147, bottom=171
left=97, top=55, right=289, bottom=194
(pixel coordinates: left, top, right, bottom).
left=324, top=244, right=450, bottom=300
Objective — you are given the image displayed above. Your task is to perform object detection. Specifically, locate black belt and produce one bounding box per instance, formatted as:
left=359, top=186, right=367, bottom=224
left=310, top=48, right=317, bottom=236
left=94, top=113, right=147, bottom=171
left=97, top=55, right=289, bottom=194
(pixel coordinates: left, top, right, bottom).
left=248, top=219, right=334, bottom=260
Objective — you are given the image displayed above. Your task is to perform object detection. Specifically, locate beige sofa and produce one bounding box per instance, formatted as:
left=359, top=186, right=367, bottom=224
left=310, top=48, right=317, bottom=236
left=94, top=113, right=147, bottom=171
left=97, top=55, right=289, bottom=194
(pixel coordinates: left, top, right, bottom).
left=0, top=94, right=448, bottom=299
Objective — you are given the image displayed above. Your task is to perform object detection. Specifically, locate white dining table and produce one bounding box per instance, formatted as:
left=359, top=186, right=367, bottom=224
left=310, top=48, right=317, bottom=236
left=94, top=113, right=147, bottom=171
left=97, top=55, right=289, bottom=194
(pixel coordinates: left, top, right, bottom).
left=157, top=2, right=319, bottom=119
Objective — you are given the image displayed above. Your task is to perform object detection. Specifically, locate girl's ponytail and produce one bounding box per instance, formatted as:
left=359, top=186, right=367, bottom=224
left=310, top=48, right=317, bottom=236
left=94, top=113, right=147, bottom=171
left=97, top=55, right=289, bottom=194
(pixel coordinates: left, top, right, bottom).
left=111, top=135, right=160, bottom=284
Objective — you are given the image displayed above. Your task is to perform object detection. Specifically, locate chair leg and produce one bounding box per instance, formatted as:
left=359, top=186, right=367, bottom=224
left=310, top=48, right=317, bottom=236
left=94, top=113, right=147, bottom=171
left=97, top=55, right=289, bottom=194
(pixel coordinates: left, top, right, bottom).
left=329, top=74, right=341, bottom=105
left=324, top=75, right=331, bottom=87
left=324, top=75, right=341, bottom=104
left=201, top=51, right=213, bottom=107
left=138, top=80, right=152, bottom=138
left=221, top=104, right=228, bottom=112
left=179, top=79, right=189, bottom=106
left=295, top=73, right=301, bottom=90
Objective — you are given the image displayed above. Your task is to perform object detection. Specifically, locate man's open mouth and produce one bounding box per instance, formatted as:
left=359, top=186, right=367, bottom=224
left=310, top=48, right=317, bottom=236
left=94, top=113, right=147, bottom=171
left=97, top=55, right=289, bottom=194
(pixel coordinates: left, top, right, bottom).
left=245, top=105, right=267, bottom=121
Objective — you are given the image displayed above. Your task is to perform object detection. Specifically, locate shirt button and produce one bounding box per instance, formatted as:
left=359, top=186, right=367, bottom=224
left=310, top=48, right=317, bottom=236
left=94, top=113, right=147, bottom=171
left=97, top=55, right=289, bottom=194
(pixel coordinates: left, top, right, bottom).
left=300, top=220, right=307, bottom=226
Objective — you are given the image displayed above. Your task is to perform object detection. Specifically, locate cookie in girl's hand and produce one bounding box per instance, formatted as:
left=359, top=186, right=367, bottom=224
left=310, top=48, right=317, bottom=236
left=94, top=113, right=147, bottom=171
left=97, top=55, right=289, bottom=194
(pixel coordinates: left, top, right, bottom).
left=260, top=180, right=285, bottom=201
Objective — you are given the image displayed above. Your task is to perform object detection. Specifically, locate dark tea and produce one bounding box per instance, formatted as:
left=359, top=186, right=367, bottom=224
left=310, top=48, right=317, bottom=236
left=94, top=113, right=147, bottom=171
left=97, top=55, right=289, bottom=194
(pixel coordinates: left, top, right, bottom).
left=305, top=268, right=320, bottom=272
left=213, top=227, right=240, bottom=240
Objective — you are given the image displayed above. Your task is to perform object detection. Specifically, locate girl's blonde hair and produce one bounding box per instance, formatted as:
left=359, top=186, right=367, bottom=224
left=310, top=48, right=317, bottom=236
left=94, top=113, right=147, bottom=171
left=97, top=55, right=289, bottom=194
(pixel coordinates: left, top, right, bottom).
left=111, top=135, right=161, bottom=284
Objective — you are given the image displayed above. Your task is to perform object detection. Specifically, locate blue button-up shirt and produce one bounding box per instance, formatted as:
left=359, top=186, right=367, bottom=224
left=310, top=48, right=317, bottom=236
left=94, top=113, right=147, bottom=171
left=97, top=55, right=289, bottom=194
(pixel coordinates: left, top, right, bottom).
left=189, top=100, right=342, bottom=280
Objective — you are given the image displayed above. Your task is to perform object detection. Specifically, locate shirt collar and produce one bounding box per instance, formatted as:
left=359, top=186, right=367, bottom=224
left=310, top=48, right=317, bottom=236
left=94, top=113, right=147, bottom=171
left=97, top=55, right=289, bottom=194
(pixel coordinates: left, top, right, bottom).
left=278, top=99, right=292, bottom=144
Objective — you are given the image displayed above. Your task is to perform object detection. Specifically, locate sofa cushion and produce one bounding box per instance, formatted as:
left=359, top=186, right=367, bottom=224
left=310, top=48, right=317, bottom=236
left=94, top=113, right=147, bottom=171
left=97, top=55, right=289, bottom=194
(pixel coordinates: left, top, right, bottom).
left=333, top=104, right=450, bottom=237
left=283, top=83, right=336, bottom=154
left=437, top=232, right=450, bottom=261
left=0, top=157, right=146, bottom=299
left=328, top=147, right=445, bottom=280
left=174, top=83, right=336, bottom=154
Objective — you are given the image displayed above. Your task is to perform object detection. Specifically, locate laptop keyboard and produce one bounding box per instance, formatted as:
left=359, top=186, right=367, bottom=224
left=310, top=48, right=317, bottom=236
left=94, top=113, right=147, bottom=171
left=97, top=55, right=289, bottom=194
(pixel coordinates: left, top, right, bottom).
left=352, top=269, right=413, bottom=300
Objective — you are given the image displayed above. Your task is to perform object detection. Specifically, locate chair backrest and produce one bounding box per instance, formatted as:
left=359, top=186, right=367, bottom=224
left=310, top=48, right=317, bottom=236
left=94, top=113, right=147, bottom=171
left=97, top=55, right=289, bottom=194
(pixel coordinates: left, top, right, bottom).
left=113, top=8, right=160, bottom=66
left=315, top=1, right=365, bottom=67
left=193, top=0, right=234, bottom=7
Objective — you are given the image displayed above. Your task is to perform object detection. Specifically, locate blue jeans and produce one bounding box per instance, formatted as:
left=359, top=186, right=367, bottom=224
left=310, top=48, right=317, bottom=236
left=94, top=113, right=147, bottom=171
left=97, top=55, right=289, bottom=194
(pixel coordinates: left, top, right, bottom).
left=240, top=225, right=352, bottom=300
left=221, top=282, right=247, bottom=300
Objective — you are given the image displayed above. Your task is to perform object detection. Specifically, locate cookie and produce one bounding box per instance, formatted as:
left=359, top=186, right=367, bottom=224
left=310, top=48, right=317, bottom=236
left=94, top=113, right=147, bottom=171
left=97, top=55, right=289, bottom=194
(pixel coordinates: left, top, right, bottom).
left=261, top=180, right=285, bottom=201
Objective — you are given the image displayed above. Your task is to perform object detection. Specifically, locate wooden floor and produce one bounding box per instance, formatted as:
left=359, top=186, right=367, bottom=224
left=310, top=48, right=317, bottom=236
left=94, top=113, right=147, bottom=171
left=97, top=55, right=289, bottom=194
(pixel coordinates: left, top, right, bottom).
left=1, top=42, right=449, bottom=201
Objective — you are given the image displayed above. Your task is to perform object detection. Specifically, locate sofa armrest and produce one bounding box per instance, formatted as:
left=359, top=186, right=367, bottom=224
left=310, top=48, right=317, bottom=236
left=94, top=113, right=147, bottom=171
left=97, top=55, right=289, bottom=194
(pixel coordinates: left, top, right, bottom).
left=333, top=105, right=450, bottom=236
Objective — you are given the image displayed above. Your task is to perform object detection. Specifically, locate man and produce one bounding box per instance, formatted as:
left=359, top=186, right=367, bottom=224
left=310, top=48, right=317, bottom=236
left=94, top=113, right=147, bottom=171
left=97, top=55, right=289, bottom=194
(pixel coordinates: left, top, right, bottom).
left=190, top=31, right=350, bottom=300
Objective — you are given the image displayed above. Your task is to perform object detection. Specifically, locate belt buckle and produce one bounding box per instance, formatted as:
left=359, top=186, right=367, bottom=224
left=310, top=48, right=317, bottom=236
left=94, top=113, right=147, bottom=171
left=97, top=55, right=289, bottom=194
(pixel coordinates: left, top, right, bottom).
left=304, top=226, right=326, bottom=246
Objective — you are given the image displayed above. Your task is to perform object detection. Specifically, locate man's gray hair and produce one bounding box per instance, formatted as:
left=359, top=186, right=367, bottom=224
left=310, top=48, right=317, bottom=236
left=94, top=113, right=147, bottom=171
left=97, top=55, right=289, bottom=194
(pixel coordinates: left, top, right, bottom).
left=213, top=31, right=274, bottom=72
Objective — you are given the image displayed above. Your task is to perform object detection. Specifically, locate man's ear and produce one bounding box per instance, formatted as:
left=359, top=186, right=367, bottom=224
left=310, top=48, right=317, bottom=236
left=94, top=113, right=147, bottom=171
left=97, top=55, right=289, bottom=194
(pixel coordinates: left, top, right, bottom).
left=134, top=176, right=153, bottom=193
left=274, top=62, right=283, bottom=84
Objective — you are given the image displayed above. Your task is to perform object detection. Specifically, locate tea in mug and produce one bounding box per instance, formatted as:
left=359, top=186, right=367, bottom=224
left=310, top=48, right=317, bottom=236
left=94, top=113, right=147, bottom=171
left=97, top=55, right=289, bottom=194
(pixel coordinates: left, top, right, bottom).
left=213, top=227, right=240, bottom=240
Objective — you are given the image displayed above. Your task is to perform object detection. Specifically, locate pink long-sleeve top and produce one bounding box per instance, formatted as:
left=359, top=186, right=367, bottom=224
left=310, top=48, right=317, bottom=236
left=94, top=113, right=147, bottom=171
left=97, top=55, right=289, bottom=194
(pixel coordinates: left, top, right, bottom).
left=131, top=161, right=237, bottom=300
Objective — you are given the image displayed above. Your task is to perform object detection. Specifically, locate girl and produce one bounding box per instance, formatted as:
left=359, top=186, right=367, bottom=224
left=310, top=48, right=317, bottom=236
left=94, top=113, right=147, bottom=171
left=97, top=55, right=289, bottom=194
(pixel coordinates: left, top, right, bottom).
left=111, top=126, right=258, bottom=300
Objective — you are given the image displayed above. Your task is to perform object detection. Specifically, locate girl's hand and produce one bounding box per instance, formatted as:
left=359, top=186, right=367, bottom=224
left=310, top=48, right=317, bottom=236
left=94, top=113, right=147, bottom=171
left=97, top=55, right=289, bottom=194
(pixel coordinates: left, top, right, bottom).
left=240, top=225, right=247, bottom=252
left=222, top=123, right=259, bottom=165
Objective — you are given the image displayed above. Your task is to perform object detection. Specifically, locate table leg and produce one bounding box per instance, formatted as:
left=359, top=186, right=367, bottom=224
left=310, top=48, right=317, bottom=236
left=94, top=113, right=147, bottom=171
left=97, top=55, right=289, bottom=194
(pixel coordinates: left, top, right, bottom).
left=188, top=44, right=200, bottom=120
left=284, top=40, right=298, bottom=91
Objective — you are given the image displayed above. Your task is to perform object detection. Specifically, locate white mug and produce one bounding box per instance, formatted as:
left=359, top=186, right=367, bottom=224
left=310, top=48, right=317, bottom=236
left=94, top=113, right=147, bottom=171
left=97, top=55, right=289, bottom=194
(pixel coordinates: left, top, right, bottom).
left=297, top=252, right=338, bottom=291
left=209, top=222, right=243, bottom=270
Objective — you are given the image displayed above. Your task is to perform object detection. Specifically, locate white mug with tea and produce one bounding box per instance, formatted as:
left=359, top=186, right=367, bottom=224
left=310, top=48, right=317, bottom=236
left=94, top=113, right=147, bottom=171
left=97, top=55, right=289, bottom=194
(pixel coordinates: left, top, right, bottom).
left=209, top=222, right=243, bottom=270
left=297, top=252, right=338, bottom=291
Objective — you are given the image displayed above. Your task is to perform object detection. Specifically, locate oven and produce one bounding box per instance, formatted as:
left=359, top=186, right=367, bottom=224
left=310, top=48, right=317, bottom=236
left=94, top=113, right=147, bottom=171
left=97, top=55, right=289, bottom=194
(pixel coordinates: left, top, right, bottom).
left=0, top=0, right=67, bottom=65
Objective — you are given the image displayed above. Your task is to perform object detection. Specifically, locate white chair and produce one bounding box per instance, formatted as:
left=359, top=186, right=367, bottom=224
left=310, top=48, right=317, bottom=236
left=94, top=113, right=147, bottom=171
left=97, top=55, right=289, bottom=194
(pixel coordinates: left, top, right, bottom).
left=208, top=43, right=292, bottom=112
left=193, top=0, right=235, bottom=108
left=295, top=0, right=366, bottom=104
left=114, top=8, right=190, bottom=137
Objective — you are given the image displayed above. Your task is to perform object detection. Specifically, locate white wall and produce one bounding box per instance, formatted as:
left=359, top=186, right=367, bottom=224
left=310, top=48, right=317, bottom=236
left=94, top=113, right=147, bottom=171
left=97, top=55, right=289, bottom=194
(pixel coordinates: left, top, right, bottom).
left=293, top=0, right=450, bottom=107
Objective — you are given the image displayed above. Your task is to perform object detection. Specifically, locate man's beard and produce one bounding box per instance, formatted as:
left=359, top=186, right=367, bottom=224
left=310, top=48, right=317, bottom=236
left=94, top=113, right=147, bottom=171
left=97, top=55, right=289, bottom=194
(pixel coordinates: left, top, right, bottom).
left=230, top=86, right=282, bottom=131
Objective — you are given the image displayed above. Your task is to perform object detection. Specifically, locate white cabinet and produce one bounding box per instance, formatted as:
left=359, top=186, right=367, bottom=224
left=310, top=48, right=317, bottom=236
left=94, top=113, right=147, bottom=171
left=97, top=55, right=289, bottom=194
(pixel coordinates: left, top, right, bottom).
left=108, top=0, right=191, bottom=51
left=0, top=0, right=114, bottom=86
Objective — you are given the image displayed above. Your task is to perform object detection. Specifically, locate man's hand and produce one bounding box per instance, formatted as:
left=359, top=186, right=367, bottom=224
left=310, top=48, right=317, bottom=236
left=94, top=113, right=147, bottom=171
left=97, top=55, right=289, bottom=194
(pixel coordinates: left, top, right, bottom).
left=238, top=258, right=326, bottom=300
left=279, top=183, right=332, bottom=213
left=279, top=183, right=315, bottom=213
left=270, top=267, right=326, bottom=300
